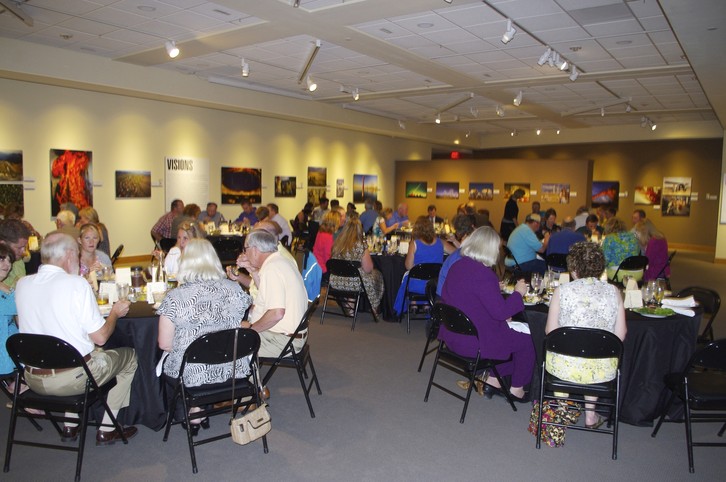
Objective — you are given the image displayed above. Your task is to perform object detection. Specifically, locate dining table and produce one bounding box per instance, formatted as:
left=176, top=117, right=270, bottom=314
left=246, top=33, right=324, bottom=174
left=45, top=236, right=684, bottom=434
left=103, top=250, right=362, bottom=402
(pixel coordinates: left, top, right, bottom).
left=517, top=302, right=702, bottom=427
left=371, top=253, right=407, bottom=321
left=103, top=301, right=167, bottom=431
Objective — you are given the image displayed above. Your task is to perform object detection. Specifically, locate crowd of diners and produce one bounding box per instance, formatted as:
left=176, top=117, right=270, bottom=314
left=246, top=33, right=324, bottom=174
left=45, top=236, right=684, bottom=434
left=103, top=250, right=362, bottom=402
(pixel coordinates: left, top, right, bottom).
left=0, top=191, right=664, bottom=455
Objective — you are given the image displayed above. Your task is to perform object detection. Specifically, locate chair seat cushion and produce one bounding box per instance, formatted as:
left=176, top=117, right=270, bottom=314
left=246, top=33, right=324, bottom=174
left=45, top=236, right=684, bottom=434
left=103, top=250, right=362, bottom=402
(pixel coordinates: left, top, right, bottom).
left=544, top=373, right=616, bottom=397
left=667, top=371, right=726, bottom=409
left=16, top=379, right=116, bottom=412
left=184, top=378, right=255, bottom=405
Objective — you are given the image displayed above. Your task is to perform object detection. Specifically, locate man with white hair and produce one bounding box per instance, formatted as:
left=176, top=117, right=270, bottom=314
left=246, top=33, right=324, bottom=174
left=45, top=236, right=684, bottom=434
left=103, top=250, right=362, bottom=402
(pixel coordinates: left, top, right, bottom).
left=55, top=209, right=80, bottom=239
left=16, top=232, right=138, bottom=445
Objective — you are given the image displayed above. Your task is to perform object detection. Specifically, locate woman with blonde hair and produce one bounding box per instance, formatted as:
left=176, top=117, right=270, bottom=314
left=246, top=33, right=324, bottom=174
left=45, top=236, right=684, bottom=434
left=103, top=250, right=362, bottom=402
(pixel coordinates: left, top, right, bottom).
left=373, top=207, right=398, bottom=237
left=634, top=219, right=669, bottom=281
left=78, top=223, right=112, bottom=278
left=78, top=206, right=110, bottom=256
left=163, top=222, right=203, bottom=278
left=329, top=215, right=384, bottom=316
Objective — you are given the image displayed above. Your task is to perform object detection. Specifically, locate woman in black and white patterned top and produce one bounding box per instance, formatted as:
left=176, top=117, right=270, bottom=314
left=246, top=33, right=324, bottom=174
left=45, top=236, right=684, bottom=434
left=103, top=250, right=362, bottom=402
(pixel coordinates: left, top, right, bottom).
left=158, top=238, right=252, bottom=387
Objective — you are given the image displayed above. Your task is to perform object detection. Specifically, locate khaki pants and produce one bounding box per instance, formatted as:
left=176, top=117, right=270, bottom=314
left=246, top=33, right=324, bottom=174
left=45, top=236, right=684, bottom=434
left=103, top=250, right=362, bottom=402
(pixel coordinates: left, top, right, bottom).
left=258, top=331, right=305, bottom=358
left=24, top=347, right=137, bottom=425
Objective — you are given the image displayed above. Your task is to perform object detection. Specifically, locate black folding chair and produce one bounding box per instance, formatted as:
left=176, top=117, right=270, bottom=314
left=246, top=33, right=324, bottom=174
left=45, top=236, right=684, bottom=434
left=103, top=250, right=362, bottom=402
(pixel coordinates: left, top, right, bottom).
left=399, top=263, right=441, bottom=334
left=610, top=255, right=649, bottom=284
left=655, top=250, right=676, bottom=289
left=503, top=245, right=523, bottom=274
left=110, top=244, right=124, bottom=266
left=536, top=327, right=623, bottom=460
left=260, top=297, right=322, bottom=418
left=0, top=371, right=43, bottom=432
left=545, top=253, right=568, bottom=272
left=321, top=259, right=379, bottom=330
left=159, top=237, right=176, bottom=253
left=425, top=303, right=517, bottom=423
left=676, top=286, right=721, bottom=345
left=4, top=334, right=128, bottom=482
left=651, top=339, right=726, bottom=473
left=417, top=279, right=440, bottom=372
left=162, top=328, right=266, bottom=474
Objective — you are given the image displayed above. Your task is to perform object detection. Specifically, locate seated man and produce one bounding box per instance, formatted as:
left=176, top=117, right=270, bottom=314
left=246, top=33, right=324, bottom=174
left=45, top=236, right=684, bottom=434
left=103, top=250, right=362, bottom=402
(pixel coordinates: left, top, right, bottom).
left=239, top=231, right=308, bottom=359
left=0, top=218, right=31, bottom=289
left=234, top=198, right=258, bottom=227
left=15, top=232, right=138, bottom=445
left=546, top=217, right=585, bottom=256
left=388, top=203, right=410, bottom=228
left=505, top=213, right=549, bottom=274
left=576, top=214, right=604, bottom=240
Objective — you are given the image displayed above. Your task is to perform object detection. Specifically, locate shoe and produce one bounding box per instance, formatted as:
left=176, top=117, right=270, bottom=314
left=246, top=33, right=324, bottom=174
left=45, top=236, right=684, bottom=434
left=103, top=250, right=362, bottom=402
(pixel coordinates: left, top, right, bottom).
left=455, top=379, right=485, bottom=396
left=61, top=425, right=79, bottom=443
left=586, top=415, right=605, bottom=430
left=483, top=384, right=529, bottom=403
left=96, top=426, right=138, bottom=446
left=261, top=386, right=270, bottom=400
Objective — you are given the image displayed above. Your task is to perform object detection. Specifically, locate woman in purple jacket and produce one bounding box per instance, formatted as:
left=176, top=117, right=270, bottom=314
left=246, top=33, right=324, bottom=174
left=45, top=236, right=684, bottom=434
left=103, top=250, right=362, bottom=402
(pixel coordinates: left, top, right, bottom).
left=439, top=226, right=533, bottom=401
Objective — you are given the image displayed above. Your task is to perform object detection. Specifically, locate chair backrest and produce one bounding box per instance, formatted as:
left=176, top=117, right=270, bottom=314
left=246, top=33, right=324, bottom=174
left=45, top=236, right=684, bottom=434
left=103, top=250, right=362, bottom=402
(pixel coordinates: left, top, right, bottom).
left=686, top=338, right=726, bottom=371
left=180, top=328, right=260, bottom=370
left=295, top=296, right=320, bottom=334
left=304, top=221, right=320, bottom=250
left=425, top=278, right=438, bottom=306
left=546, top=253, right=568, bottom=271
left=656, top=250, right=677, bottom=278
left=6, top=334, right=89, bottom=370
left=431, top=303, right=478, bottom=338
left=326, top=258, right=362, bottom=278
left=545, top=327, right=623, bottom=362
left=503, top=246, right=522, bottom=270
left=110, top=244, right=124, bottom=266
left=409, top=263, right=442, bottom=281
left=676, top=286, right=721, bottom=318
left=159, top=237, right=176, bottom=253
left=618, top=255, right=649, bottom=271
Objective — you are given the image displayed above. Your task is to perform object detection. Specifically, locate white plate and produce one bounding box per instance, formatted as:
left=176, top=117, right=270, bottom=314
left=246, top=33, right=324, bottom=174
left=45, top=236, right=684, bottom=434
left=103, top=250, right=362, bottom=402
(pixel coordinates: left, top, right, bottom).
left=523, top=301, right=540, bottom=306
left=638, top=313, right=669, bottom=319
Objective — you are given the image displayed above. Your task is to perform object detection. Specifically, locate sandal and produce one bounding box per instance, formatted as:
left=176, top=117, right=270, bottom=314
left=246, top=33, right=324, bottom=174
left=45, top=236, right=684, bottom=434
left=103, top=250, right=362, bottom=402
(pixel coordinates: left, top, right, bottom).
left=455, top=379, right=485, bottom=396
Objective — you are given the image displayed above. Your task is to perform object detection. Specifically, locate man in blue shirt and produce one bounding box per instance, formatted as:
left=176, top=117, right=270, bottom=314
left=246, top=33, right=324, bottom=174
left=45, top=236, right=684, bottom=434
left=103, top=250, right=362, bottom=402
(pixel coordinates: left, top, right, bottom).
left=234, top=198, right=258, bottom=226
left=546, top=217, right=584, bottom=256
left=359, top=199, right=378, bottom=234
left=387, top=203, right=410, bottom=228
left=506, top=213, right=549, bottom=274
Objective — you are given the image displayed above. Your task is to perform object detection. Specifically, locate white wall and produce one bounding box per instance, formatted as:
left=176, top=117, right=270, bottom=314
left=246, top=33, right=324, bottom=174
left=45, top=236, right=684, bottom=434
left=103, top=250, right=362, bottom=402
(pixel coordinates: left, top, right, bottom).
left=0, top=78, right=431, bottom=256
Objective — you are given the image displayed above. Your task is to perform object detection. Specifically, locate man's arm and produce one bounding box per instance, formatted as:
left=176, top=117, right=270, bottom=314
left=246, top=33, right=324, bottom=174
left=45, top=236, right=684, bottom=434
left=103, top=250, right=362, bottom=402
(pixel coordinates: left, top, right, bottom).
left=242, top=308, right=285, bottom=332
left=88, top=300, right=130, bottom=345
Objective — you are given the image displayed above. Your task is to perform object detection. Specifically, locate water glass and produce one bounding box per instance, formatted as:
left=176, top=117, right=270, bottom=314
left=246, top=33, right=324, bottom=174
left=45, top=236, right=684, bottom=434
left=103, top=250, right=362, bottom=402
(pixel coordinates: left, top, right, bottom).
left=117, top=283, right=130, bottom=301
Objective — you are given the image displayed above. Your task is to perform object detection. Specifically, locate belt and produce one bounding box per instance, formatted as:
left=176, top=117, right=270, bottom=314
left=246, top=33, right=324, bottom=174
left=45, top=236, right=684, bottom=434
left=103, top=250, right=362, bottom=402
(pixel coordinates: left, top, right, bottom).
left=286, top=332, right=308, bottom=339
left=26, top=354, right=92, bottom=375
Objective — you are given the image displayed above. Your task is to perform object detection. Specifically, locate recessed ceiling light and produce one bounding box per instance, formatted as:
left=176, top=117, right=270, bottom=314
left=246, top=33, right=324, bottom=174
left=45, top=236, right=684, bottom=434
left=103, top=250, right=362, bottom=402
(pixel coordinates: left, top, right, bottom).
left=616, top=40, right=632, bottom=45
left=417, top=23, right=434, bottom=28
left=60, top=34, right=73, bottom=40
left=569, top=46, right=582, bottom=52
left=137, top=5, right=156, bottom=12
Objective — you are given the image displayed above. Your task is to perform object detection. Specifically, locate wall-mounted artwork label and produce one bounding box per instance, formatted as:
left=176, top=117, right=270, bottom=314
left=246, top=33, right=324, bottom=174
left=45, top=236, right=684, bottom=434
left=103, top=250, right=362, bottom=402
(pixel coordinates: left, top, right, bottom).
left=436, top=182, right=459, bottom=199
left=0, top=150, right=23, bottom=181
left=353, top=174, right=377, bottom=203
left=634, top=186, right=661, bottom=205
left=116, top=170, right=151, bottom=198
left=591, top=181, right=619, bottom=210
left=274, top=176, right=296, bottom=197
left=51, top=149, right=93, bottom=216
left=541, top=183, right=570, bottom=204
left=307, top=166, right=327, bottom=187
left=469, top=182, right=493, bottom=201
left=221, top=167, right=260, bottom=204
left=503, top=183, right=530, bottom=203
left=166, top=157, right=209, bottom=208
left=406, top=181, right=427, bottom=198
left=662, top=176, right=691, bottom=217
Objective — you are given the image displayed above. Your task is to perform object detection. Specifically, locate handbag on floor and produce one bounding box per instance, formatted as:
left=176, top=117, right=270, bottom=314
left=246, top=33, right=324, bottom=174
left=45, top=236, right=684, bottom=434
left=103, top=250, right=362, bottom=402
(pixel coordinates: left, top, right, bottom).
left=229, top=329, right=272, bottom=446
left=528, top=400, right=582, bottom=448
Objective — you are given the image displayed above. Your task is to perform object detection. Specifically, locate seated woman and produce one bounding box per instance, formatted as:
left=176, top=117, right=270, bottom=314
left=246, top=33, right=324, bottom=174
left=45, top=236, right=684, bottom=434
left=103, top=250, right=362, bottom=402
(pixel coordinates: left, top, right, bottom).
left=394, top=216, right=455, bottom=316
left=0, top=244, right=18, bottom=376
left=163, top=222, right=203, bottom=279
left=329, top=214, right=384, bottom=316
left=292, top=202, right=313, bottom=235
left=78, top=207, right=110, bottom=256
left=78, top=223, right=112, bottom=279
left=545, top=241, right=627, bottom=428
left=312, top=210, right=340, bottom=279
left=373, top=208, right=399, bottom=237
left=601, top=217, right=640, bottom=280
left=440, top=226, right=533, bottom=401
left=634, top=219, right=670, bottom=281
left=157, top=238, right=253, bottom=435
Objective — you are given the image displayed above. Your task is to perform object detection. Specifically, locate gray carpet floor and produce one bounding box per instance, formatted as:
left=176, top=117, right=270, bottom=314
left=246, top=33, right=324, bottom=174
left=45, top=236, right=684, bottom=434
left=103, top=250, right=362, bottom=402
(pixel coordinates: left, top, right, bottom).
left=2, top=251, right=726, bottom=481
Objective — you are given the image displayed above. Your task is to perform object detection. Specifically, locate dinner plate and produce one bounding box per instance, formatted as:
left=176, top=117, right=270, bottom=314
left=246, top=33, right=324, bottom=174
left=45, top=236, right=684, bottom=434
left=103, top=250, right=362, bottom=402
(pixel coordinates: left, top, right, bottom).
left=638, top=313, right=670, bottom=319
left=523, top=301, right=540, bottom=306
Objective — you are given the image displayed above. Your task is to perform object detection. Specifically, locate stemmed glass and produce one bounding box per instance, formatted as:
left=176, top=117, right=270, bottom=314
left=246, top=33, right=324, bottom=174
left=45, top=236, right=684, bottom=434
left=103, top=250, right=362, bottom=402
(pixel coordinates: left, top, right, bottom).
left=530, top=272, right=542, bottom=295
left=654, top=280, right=666, bottom=305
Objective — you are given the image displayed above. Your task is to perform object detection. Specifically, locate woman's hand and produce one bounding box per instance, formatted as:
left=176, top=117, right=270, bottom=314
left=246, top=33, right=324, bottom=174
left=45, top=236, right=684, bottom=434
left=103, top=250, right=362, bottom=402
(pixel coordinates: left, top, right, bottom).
left=514, top=278, right=528, bottom=296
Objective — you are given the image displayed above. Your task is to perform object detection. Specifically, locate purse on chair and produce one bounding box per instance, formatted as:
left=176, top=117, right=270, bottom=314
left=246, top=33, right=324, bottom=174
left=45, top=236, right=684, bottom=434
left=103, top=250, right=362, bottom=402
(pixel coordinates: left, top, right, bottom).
left=230, top=329, right=272, bottom=446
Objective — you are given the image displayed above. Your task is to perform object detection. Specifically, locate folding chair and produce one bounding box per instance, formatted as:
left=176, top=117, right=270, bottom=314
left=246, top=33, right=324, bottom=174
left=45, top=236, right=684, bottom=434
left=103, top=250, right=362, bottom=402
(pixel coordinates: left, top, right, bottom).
left=536, top=327, right=623, bottom=460
left=655, top=250, right=676, bottom=289
left=503, top=245, right=523, bottom=274
left=110, top=244, right=124, bottom=266
left=1, top=371, right=43, bottom=432
left=651, top=339, right=726, bottom=473
left=545, top=253, right=568, bottom=272
left=610, top=255, right=649, bottom=284
left=321, top=259, right=379, bottom=330
left=260, top=297, right=322, bottom=418
left=417, top=279, right=440, bottom=372
left=162, top=328, right=267, bottom=474
left=398, top=263, right=441, bottom=334
left=676, top=286, right=721, bottom=345
left=425, top=303, right=518, bottom=423
left=4, top=334, right=128, bottom=482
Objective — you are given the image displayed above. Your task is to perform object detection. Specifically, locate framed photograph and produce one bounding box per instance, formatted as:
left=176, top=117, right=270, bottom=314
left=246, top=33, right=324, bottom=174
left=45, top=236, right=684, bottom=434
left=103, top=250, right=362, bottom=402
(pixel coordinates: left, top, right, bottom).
left=274, top=176, right=296, bottom=197
left=0, top=185, right=23, bottom=211
left=50, top=149, right=93, bottom=216
left=221, top=167, right=262, bottom=204
left=307, top=187, right=327, bottom=205
left=591, top=181, right=619, bottom=209
left=436, top=182, right=459, bottom=199
left=336, top=178, right=344, bottom=198
left=634, top=186, right=662, bottom=205
left=503, top=183, right=530, bottom=203
left=307, top=166, right=327, bottom=187
left=469, top=182, right=493, bottom=201
left=353, top=174, right=377, bottom=203
left=662, top=195, right=691, bottom=216
left=115, top=170, right=151, bottom=198
left=0, top=150, right=23, bottom=181
left=541, top=183, right=570, bottom=204
left=406, top=181, right=427, bottom=199
left=662, top=176, right=691, bottom=195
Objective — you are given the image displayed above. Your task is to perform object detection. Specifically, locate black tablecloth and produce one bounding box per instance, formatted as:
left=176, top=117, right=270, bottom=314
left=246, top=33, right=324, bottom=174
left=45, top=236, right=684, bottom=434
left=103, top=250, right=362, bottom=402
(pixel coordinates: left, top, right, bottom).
left=372, top=254, right=407, bottom=321
left=104, top=302, right=166, bottom=431
left=517, top=304, right=701, bottom=426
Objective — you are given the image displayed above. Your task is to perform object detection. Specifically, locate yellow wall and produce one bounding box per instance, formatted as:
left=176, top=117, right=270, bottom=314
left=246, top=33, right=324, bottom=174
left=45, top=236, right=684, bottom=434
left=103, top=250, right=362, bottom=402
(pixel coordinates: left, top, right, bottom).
left=0, top=78, right=431, bottom=256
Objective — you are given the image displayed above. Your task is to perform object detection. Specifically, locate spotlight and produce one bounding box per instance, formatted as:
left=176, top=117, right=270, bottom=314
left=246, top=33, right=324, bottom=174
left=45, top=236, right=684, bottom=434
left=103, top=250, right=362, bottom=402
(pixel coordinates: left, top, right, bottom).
left=470, top=107, right=479, bottom=118
left=556, top=129, right=561, bottom=135
left=513, top=91, right=522, bottom=107
left=496, top=105, right=505, bottom=117
left=435, top=113, right=441, bottom=124
left=241, top=59, right=249, bottom=77
left=625, top=104, right=632, bottom=113
left=536, top=129, right=541, bottom=135
left=511, top=129, right=518, bottom=137
left=352, top=88, right=359, bottom=101
left=306, top=76, right=317, bottom=92
left=465, top=131, right=470, bottom=138
left=537, top=47, right=551, bottom=66
left=569, top=65, right=579, bottom=82
left=641, top=116, right=648, bottom=128
left=651, top=121, right=657, bottom=131
left=398, top=120, right=406, bottom=130
left=640, top=116, right=656, bottom=130
left=558, top=58, right=569, bottom=71
left=293, top=0, right=300, bottom=7
left=501, top=19, right=516, bottom=44
left=165, top=40, right=179, bottom=59
left=444, top=0, right=453, bottom=4
left=601, top=107, right=605, bottom=117
left=548, top=52, right=556, bottom=68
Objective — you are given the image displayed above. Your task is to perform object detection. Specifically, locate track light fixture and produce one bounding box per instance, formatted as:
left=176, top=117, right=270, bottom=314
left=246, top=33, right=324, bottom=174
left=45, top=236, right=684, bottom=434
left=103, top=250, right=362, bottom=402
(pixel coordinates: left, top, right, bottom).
left=558, top=58, right=569, bottom=71
left=537, top=47, right=551, bottom=66
left=511, top=129, right=518, bottom=137
left=241, top=59, right=249, bottom=77
left=398, top=120, right=406, bottom=130
left=435, top=113, right=441, bottom=124
left=556, top=129, right=561, bottom=135
left=569, top=65, right=579, bottom=82
left=640, top=116, right=656, bottom=130
left=165, top=40, right=179, bottom=59
left=601, top=107, right=605, bottom=117
left=501, top=19, right=516, bottom=44
left=352, top=88, right=359, bottom=101
left=496, top=105, right=505, bottom=117
left=513, top=91, right=523, bottom=107
left=536, top=129, right=541, bottom=135
left=625, top=104, right=632, bottom=113
left=298, top=39, right=321, bottom=84
left=465, top=130, right=470, bottom=138
left=293, top=0, right=300, bottom=7
left=444, top=0, right=453, bottom=4
left=651, top=120, right=657, bottom=131
left=470, top=107, right=479, bottom=118
left=306, top=76, right=317, bottom=92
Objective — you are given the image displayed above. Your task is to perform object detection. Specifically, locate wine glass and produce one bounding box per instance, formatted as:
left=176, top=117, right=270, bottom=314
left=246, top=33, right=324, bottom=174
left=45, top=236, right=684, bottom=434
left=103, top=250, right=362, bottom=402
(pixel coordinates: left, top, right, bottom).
left=530, top=273, right=542, bottom=295
left=654, top=281, right=666, bottom=305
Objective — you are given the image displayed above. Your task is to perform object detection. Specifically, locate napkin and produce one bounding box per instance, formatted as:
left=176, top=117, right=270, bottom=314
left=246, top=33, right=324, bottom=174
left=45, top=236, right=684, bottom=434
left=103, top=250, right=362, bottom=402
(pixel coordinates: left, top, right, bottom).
left=662, top=296, right=697, bottom=307
left=398, top=241, right=409, bottom=255
left=115, top=267, right=132, bottom=286
left=623, top=290, right=643, bottom=309
left=99, top=281, right=118, bottom=304
left=507, top=321, right=531, bottom=334
left=146, top=281, right=167, bottom=304
left=625, top=278, right=639, bottom=291
left=558, top=273, right=570, bottom=284
left=219, top=223, right=229, bottom=234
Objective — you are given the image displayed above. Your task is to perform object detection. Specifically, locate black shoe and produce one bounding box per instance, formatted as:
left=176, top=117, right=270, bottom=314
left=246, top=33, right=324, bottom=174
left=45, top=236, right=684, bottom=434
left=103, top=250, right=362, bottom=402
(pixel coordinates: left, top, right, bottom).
left=181, top=421, right=200, bottom=436
left=96, top=426, right=138, bottom=446
left=483, top=384, right=529, bottom=403
left=61, top=425, right=79, bottom=443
